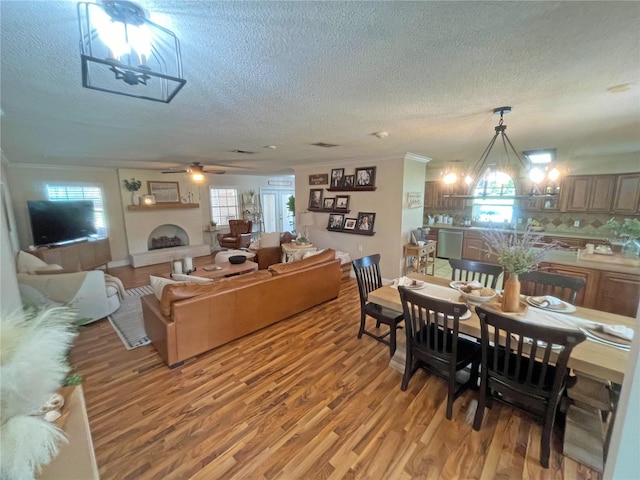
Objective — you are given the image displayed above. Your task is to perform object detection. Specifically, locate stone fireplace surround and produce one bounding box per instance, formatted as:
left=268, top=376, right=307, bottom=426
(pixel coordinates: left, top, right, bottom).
left=124, top=208, right=210, bottom=268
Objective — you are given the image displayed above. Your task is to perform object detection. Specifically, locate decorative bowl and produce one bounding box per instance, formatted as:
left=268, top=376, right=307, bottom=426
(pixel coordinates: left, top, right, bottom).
left=228, top=255, right=247, bottom=264
left=457, top=286, right=496, bottom=304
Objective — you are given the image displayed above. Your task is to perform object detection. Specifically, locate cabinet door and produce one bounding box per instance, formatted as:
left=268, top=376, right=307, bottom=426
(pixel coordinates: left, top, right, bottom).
left=588, top=175, right=616, bottom=212
left=551, top=237, right=585, bottom=250
left=612, top=174, right=640, bottom=213
left=566, top=176, right=592, bottom=211
left=595, top=271, right=640, bottom=318
left=538, top=262, right=599, bottom=308
left=424, top=181, right=438, bottom=209
left=462, top=238, right=484, bottom=261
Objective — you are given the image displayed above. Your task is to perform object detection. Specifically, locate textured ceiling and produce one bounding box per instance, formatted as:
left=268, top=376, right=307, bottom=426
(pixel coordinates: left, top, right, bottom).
left=1, top=1, right=639, bottom=175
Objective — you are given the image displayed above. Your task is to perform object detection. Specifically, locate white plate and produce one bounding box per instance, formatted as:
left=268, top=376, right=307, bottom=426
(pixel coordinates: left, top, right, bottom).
left=404, top=280, right=426, bottom=290
left=450, top=281, right=467, bottom=289
left=525, top=296, right=576, bottom=313
left=512, top=334, right=563, bottom=351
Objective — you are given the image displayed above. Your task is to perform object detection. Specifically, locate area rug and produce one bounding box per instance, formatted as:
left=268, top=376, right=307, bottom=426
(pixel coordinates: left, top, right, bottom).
left=108, top=285, right=153, bottom=350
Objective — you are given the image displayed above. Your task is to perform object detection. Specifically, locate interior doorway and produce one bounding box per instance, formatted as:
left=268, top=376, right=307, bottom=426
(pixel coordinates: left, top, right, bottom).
left=261, top=189, right=295, bottom=233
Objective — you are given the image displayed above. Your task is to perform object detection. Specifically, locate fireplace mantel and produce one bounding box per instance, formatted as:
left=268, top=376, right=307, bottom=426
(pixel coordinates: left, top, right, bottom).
left=128, top=203, right=199, bottom=211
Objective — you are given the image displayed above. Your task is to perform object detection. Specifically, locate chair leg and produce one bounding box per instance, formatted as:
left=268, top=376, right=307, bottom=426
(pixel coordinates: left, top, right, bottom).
left=470, top=357, right=480, bottom=391
left=473, top=385, right=486, bottom=430
left=401, top=352, right=413, bottom=391
left=389, top=322, right=397, bottom=357
left=540, top=400, right=559, bottom=468
left=446, top=379, right=455, bottom=420
left=357, top=312, right=366, bottom=339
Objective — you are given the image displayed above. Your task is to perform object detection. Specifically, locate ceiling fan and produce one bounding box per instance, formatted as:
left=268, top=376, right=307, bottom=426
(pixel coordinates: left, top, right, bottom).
left=161, top=162, right=247, bottom=181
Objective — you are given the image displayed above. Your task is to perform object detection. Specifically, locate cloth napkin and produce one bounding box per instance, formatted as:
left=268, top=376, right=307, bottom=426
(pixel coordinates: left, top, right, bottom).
left=596, top=324, right=634, bottom=342
left=528, top=295, right=564, bottom=309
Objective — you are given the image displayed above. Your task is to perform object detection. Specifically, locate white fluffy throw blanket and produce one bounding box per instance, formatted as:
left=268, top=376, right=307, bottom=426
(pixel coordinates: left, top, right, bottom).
left=0, top=307, right=78, bottom=480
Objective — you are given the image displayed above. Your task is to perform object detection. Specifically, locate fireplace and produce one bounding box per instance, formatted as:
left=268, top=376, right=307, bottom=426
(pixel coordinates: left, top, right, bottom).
left=148, top=224, right=189, bottom=251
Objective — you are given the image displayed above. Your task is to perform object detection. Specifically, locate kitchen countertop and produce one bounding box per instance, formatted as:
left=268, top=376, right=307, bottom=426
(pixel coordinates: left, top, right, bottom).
left=427, top=223, right=614, bottom=241
left=542, top=249, right=640, bottom=275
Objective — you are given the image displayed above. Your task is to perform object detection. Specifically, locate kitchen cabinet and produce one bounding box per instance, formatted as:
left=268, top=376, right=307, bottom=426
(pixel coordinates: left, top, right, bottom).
left=612, top=173, right=640, bottom=213
left=538, top=262, right=600, bottom=309
left=565, top=175, right=616, bottom=212
left=595, top=271, right=640, bottom=318
left=462, top=230, right=499, bottom=264
left=548, top=236, right=585, bottom=250
left=424, top=181, right=438, bottom=209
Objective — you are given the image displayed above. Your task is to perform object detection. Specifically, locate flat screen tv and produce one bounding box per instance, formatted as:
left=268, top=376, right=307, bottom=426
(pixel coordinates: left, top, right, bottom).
left=27, top=200, right=97, bottom=247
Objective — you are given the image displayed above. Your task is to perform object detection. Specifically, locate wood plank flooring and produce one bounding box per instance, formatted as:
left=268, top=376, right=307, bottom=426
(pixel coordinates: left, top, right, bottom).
left=69, top=258, right=602, bottom=479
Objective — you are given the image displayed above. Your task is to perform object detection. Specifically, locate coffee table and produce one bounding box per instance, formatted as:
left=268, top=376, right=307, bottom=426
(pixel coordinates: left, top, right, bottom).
left=164, top=260, right=258, bottom=280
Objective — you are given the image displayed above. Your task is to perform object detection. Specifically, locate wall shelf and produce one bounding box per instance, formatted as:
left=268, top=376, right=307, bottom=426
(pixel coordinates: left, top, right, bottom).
left=308, top=208, right=351, bottom=214
left=327, top=229, right=375, bottom=236
left=127, top=203, right=199, bottom=211
left=327, top=186, right=377, bottom=192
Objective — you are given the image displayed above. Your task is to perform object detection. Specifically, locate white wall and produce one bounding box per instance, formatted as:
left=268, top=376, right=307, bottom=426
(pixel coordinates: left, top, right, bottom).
left=0, top=161, right=22, bottom=315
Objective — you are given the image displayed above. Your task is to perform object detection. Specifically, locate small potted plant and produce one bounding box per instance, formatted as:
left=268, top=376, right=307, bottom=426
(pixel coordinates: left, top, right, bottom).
left=123, top=178, right=142, bottom=205
left=483, top=230, right=560, bottom=312
left=209, top=220, right=217, bottom=232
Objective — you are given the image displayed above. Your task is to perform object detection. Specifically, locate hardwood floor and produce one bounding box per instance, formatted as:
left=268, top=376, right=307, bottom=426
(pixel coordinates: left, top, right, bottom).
left=70, top=259, right=602, bottom=479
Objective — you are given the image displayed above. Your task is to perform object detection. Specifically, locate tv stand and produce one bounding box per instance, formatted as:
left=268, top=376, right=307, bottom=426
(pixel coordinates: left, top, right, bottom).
left=32, top=238, right=111, bottom=271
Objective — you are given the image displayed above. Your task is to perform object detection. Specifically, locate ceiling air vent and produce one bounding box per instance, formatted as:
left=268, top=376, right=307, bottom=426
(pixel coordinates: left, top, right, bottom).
left=231, top=150, right=257, bottom=154
left=311, top=142, right=339, bottom=148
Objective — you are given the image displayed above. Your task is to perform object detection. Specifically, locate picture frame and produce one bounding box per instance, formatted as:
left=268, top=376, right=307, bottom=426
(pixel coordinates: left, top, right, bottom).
left=343, top=175, right=355, bottom=188
left=323, top=197, right=335, bottom=210
left=327, top=213, right=345, bottom=230
left=343, top=218, right=357, bottom=230
left=354, top=167, right=376, bottom=188
left=308, top=189, right=323, bottom=209
left=355, top=212, right=376, bottom=232
left=334, top=195, right=350, bottom=211
left=148, top=181, right=180, bottom=203
left=142, top=194, right=156, bottom=205
left=330, top=168, right=345, bottom=188
left=309, top=173, right=329, bottom=185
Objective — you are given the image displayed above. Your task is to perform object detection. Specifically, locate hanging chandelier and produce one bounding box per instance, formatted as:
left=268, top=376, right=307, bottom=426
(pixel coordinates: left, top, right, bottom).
left=461, top=106, right=560, bottom=194
left=77, top=1, right=186, bottom=103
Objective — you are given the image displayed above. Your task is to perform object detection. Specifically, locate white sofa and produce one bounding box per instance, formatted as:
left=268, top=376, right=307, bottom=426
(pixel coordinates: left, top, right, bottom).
left=15, top=251, right=120, bottom=324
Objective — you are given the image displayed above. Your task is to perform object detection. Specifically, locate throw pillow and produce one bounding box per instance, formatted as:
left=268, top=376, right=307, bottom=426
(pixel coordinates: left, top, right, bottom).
left=150, top=275, right=185, bottom=301
left=260, top=232, right=281, bottom=248
left=16, top=251, right=48, bottom=274
left=170, top=273, right=213, bottom=283
left=302, top=249, right=323, bottom=260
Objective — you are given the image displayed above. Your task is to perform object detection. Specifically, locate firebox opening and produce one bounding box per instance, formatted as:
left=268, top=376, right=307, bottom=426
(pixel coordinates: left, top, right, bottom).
left=148, top=224, right=189, bottom=251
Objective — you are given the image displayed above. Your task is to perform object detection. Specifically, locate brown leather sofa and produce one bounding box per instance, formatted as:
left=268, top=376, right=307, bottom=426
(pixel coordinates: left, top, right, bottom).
left=141, top=249, right=341, bottom=367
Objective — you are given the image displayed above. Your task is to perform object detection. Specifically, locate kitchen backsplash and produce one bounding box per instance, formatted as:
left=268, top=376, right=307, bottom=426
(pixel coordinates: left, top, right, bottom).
left=424, top=209, right=634, bottom=238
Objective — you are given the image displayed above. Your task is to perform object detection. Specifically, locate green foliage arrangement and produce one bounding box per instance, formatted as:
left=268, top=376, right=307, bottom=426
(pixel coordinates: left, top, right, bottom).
left=483, top=230, right=560, bottom=275
left=286, top=195, right=295, bottom=216
left=606, top=217, right=640, bottom=239
left=123, top=178, right=142, bottom=192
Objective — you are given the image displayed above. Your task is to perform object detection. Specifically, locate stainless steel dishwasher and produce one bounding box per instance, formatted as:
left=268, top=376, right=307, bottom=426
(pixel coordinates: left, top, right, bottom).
left=437, top=229, right=463, bottom=259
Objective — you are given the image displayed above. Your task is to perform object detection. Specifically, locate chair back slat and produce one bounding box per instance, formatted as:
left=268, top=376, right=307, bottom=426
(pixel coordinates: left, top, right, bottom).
left=520, top=270, right=586, bottom=305
left=449, top=259, right=503, bottom=289
left=353, top=254, right=383, bottom=305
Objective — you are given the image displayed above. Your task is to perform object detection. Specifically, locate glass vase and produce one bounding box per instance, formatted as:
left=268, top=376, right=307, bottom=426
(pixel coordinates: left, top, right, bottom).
left=501, top=273, right=521, bottom=312
left=621, top=238, right=640, bottom=258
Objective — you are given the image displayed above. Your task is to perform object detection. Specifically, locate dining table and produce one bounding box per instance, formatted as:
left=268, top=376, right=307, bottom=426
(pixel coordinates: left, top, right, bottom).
left=368, top=273, right=634, bottom=385
left=368, top=273, right=636, bottom=471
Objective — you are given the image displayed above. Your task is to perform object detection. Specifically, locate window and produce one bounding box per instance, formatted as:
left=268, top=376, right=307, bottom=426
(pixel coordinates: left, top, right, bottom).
left=209, top=187, right=239, bottom=226
left=471, top=171, right=516, bottom=223
left=46, top=184, right=107, bottom=236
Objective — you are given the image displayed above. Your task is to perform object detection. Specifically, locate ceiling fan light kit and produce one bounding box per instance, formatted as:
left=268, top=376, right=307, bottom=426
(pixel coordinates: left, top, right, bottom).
left=77, top=1, right=186, bottom=103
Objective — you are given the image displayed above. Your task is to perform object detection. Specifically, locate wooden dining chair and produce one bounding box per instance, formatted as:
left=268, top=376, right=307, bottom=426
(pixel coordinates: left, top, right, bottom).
left=449, top=258, right=503, bottom=288
left=352, top=254, right=404, bottom=356
left=398, top=287, right=480, bottom=419
left=519, top=270, right=586, bottom=304
left=473, top=306, right=586, bottom=468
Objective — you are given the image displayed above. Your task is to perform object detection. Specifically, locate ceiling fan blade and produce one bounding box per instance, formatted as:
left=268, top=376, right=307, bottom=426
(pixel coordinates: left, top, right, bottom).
left=161, top=169, right=189, bottom=174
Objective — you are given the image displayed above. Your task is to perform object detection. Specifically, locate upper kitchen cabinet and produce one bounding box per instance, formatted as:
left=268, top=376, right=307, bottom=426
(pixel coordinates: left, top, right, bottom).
left=612, top=173, right=640, bottom=213
left=424, top=181, right=438, bottom=209
left=565, top=175, right=616, bottom=212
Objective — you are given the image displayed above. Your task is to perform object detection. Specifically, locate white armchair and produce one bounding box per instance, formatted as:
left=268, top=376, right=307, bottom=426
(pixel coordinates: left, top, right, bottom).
left=15, top=251, right=120, bottom=325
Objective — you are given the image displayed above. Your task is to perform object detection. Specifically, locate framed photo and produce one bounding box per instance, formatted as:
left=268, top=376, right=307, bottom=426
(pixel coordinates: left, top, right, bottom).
left=354, top=167, right=376, bottom=188
left=148, top=181, right=180, bottom=203
left=323, top=197, right=335, bottom=210
left=356, top=212, right=375, bottom=232
left=343, top=175, right=355, bottom=188
left=309, top=173, right=329, bottom=185
left=328, top=213, right=345, bottom=230
left=330, top=168, right=345, bottom=188
left=309, top=189, right=323, bottom=209
left=335, top=195, right=350, bottom=211
left=142, top=194, right=156, bottom=205
left=343, top=218, right=357, bottom=230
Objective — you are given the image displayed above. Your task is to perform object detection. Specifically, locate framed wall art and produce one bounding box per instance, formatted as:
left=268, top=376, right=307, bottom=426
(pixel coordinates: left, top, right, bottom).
left=309, top=173, right=329, bottom=185
left=355, top=212, right=375, bottom=232
left=343, top=218, right=357, bottom=230
left=335, top=195, right=350, bottom=211
left=323, top=197, right=336, bottom=210
left=328, top=213, right=345, bottom=230
left=330, top=168, right=345, bottom=188
left=308, top=189, right=323, bottom=209
left=342, top=175, right=355, bottom=188
left=354, top=167, right=376, bottom=188
left=148, top=181, right=180, bottom=203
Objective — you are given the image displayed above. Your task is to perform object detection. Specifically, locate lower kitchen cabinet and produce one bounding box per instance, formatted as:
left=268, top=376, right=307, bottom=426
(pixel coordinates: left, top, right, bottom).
left=595, top=271, right=640, bottom=318
left=462, top=230, right=499, bottom=263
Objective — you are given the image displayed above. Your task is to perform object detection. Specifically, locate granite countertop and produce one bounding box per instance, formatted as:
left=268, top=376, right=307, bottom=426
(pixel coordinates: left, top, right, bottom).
left=427, top=223, right=613, bottom=241
left=541, top=249, right=640, bottom=275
